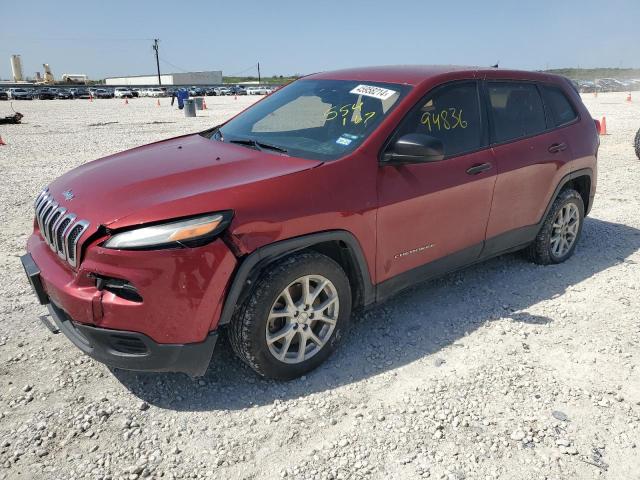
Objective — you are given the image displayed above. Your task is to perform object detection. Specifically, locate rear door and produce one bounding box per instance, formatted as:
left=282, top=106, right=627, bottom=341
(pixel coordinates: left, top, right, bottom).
left=484, top=81, right=574, bottom=251
left=376, top=81, right=496, bottom=289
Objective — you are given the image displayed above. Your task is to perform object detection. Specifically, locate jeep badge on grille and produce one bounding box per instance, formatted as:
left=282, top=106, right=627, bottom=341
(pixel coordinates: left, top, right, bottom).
left=63, top=190, right=74, bottom=201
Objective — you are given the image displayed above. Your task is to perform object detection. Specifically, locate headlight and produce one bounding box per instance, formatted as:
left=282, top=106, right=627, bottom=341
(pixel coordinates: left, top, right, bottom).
left=103, top=212, right=232, bottom=250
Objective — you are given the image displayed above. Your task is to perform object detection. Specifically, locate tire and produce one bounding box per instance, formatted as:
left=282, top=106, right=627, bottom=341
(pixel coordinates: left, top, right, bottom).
left=634, top=127, right=640, bottom=160
left=228, top=251, right=352, bottom=380
left=526, top=188, right=584, bottom=265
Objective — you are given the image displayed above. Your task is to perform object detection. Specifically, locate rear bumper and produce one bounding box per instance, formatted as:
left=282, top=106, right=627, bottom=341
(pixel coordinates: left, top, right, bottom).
left=45, top=300, right=217, bottom=376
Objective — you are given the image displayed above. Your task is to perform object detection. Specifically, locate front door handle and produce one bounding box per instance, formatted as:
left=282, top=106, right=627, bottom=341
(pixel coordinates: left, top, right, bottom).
left=548, top=143, right=567, bottom=153
left=466, top=163, right=492, bottom=175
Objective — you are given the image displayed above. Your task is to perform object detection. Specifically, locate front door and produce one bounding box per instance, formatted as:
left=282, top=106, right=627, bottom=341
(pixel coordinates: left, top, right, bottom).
left=376, top=81, right=496, bottom=298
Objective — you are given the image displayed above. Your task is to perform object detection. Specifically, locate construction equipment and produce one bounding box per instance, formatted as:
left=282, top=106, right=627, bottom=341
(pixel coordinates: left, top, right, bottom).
left=10, top=55, right=23, bottom=82
left=61, top=74, right=88, bottom=84
left=42, top=64, right=55, bottom=84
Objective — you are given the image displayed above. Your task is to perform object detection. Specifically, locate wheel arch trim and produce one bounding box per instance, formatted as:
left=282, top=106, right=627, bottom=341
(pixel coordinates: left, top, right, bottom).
left=217, top=230, right=374, bottom=327
left=541, top=167, right=593, bottom=223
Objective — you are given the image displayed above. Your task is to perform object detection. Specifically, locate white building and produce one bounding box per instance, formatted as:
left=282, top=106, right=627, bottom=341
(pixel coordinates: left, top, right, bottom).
left=105, top=71, right=222, bottom=86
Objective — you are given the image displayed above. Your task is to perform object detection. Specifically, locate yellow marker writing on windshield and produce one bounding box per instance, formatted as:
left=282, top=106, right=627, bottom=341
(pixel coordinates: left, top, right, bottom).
left=325, top=103, right=376, bottom=126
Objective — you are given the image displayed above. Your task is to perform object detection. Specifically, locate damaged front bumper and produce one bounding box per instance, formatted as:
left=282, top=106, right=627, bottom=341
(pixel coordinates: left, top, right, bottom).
left=21, top=227, right=237, bottom=375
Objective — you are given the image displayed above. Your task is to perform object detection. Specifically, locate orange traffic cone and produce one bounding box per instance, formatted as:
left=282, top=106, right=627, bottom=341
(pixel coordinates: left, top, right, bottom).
left=156, top=98, right=161, bottom=107
left=599, top=116, right=607, bottom=135
left=89, top=95, right=93, bottom=102
left=124, top=98, right=129, bottom=105
left=202, top=98, right=207, bottom=110
left=0, top=135, right=6, bottom=146
left=627, top=93, right=632, bottom=102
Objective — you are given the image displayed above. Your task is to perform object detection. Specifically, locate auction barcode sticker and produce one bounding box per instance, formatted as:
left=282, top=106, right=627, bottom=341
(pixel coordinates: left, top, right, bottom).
left=349, top=84, right=397, bottom=101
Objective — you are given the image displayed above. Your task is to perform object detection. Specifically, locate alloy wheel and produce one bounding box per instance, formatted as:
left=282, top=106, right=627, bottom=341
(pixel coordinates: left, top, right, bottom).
left=550, top=203, right=580, bottom=258
left=265, top=275, right=339, bottom=364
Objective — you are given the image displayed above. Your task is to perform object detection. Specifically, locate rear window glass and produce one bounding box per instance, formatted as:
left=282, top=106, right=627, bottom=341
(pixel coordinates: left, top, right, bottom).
left=542, top=85, right=578, bottom=126
left=488, top=82, right=547, bottom=143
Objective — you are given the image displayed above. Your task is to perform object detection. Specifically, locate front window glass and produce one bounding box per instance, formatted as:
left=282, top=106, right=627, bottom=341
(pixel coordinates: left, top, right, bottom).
left=212, top=79, right=411, bottom=160
left=391, top=81, right=483, bottom=158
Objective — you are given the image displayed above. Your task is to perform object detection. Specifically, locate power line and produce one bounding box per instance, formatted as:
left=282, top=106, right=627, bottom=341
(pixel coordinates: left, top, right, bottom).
left=0, top=34, right=154, bottom=42
left=228, top=64, right=258, bottom=76
left=159, top=57, right=189, bottom=73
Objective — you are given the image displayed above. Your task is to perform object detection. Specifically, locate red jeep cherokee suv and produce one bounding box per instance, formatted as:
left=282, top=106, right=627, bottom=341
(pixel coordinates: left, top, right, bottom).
left=22, top=66, right=598, bottom=379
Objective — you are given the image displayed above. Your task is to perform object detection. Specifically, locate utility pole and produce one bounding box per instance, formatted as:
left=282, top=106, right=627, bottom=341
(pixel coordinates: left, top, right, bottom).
left=257, top=62, right=261, bottom=84
left=153, top=38, right=161, bottom=86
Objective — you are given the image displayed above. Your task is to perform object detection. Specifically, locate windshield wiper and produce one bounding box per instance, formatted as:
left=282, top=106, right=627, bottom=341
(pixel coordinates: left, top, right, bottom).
left=255, top=141, right=288, bottom=154
left=228, top=138, right=288, bottom=155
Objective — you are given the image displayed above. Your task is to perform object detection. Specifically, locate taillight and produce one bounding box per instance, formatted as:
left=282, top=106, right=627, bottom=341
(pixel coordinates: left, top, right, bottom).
left=594, top=118, right=601, bottom=134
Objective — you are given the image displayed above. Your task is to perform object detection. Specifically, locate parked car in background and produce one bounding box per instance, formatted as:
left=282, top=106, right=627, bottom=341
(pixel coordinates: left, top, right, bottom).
left=37, top=88, right=56, bottom=100
left=57, top=89, right=73, bottom=99
left=114, top=87, right=134, bottom=98
left=0, top=89, right=8, bottom=101
left=72, top=88, right=91, bottom=99
left=8, top=88, right=33, bottom=100
left=577, top=81, right=596, bottom=93
left=188, top=87, right=204, bottom=96
left=205, top=87, right=229, bottom=96
left=7, top=88, right=33, bottom=100
left=229, top=85, right=247, bottom=96
left=146, top=88, right=165, bottom=97
left=92, top=89, right=113, bottom=99
left=246, top=86, right=272, bottom=95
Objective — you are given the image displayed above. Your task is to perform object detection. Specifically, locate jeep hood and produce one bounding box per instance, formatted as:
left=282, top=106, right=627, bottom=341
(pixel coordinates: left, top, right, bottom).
left=47, top=133, right=321, bottom=228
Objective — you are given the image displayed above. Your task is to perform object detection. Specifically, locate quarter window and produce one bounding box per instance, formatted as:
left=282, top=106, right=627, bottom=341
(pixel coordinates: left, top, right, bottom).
left=487, top=82, right=547, bottom=143
left=392, top=81, right=483, bottom=158
left=541, top=85, right=578, bottom=127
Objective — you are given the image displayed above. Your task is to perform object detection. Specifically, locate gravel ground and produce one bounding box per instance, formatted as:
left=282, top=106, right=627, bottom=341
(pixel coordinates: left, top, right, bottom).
left=0, top=93, right=639, bottom=480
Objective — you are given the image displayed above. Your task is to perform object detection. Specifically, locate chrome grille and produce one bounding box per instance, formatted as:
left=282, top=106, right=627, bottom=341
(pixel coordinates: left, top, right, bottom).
left=34, top=189, right=90, bottom=268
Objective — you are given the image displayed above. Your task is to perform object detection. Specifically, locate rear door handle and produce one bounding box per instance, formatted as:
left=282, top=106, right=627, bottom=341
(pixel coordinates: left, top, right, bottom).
left=548, top=143, right=567, bottom=153
left=466, top=163, right=492, bottom=175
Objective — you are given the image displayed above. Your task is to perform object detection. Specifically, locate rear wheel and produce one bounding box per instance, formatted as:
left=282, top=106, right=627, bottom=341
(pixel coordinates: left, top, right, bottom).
left=228, top=251, right=351, bottom=380
left=634, top=127, right=640, bottom=159
left=527, top=188, right=584, bottom=265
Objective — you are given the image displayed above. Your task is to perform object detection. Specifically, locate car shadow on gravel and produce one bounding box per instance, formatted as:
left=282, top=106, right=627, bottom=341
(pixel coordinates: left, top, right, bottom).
left=111, top=217, right=640, bottom=411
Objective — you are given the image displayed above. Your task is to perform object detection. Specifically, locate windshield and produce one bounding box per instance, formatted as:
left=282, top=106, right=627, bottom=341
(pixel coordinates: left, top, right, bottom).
left=211, top=79, right=411, bottom=161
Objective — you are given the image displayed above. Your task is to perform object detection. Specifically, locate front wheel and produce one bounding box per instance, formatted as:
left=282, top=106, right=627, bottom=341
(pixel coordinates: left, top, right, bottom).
left=634, top=127, right=640, bottom=159
left=527, top=188, right=584, bottom=265
left=228, top=252, right=352, bottom=380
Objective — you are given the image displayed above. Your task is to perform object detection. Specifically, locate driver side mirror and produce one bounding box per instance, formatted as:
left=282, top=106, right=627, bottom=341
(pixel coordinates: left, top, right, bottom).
left=383, top=133, right=445, bottom=164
